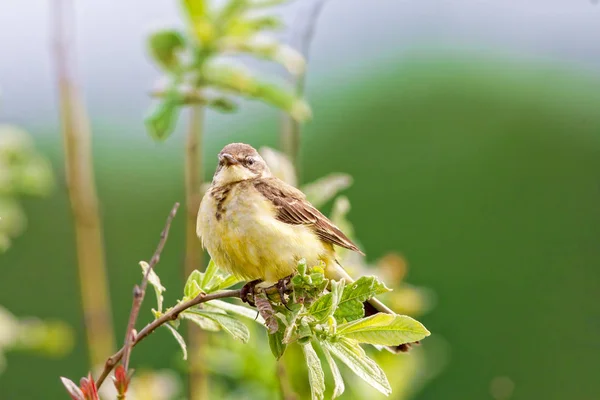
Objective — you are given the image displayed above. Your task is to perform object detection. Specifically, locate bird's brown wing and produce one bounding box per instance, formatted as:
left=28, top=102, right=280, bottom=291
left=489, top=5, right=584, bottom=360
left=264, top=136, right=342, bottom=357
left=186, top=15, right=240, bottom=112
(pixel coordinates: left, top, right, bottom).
left=253, top=177, right=364, bottom=255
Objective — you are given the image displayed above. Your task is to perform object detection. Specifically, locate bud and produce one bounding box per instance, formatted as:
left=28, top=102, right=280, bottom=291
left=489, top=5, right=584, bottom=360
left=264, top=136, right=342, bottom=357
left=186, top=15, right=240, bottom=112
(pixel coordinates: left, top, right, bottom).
left=112, top=365, right=132, bottom=396
left=79, top=374, right=99, bottom=400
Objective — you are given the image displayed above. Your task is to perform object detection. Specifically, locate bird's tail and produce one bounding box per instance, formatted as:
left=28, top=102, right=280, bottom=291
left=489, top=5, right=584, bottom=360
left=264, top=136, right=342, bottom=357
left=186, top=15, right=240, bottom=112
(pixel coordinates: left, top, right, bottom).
left=325, top=260, right=418, bottom=354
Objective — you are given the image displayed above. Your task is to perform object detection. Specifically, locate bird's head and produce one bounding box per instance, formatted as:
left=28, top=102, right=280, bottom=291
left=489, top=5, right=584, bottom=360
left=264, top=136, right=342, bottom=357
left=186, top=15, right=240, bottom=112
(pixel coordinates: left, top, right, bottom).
left=212, top=143, right=272, bottom=185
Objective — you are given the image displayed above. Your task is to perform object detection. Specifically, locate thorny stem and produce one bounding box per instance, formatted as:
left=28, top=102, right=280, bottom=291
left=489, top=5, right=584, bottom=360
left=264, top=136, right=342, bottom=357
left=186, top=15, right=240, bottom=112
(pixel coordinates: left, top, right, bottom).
left=281, top=0, right=330, bottom=177
left=184, top=105, right=208, bottom=400
left=51, top=0, right=116, bottom=367
left=95, top=288, right=243, bottom=389
left=121, top=203, right=180, bottom=372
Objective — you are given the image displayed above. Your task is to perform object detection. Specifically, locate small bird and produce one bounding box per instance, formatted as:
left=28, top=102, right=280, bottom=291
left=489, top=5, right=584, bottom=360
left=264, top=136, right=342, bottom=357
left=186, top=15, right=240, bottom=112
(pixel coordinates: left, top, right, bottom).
left=197, top=143, right=412, bottom=352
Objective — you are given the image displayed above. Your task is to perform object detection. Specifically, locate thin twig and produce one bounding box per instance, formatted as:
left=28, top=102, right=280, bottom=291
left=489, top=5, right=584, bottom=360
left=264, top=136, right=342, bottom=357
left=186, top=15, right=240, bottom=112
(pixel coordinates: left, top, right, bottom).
left=96, top=289, right=242, bottom=389
left=281, top=0, right=330, bottom=174
left=121, top=202, right=180, bottom=372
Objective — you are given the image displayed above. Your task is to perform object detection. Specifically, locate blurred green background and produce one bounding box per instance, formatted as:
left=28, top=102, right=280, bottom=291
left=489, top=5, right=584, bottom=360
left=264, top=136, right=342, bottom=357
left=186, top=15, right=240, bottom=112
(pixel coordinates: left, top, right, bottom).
left=2, top=0, right=600, bottom=399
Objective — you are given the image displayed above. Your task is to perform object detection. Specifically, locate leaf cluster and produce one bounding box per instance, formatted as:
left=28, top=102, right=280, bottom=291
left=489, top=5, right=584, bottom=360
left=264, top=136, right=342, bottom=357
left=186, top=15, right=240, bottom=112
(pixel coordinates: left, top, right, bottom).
left=144, top=259, right=430, bottom=399
left=145, top=0, right=311, bottom=140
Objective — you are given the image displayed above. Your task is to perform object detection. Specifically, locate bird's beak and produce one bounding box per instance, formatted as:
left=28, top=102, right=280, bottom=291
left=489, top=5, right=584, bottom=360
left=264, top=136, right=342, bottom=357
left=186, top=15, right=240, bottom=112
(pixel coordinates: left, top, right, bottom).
left=219, top=153, right=239, bottom=166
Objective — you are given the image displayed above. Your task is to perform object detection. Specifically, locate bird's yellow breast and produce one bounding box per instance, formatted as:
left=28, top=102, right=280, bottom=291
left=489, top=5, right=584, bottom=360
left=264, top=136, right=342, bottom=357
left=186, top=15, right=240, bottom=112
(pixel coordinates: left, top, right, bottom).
left=197, top=182, right=332, bottom=283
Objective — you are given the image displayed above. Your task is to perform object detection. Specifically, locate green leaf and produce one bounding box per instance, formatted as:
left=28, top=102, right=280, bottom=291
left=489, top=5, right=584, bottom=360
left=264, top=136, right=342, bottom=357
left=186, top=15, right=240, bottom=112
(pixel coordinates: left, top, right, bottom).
left=247, top=0, right=287, bottom=7
left=323, top=339, right=391, bottom=396
left=184, top=270, right=203, bottom=299
left=186, top=310, right=250, bottom=343
left=282, top=305, right=302, bottom=344
left=201, top=259, right=218, bottom=289
left=301, top=173, right=353, bottom=209
left=333, top=300, right=364, bottom=324
left=145, top=94, right=181, bottom=141
left=225, top=15, right=282, bottom=37
left=268, top=329, right=286, bottom=359
left=181, top=0, right=206, bottom=20
left=147, top=29, right=185, bottom=71
left=302, top=342, right=325, bottom=400
left=217, top=0, right=248, bottom=22
left=180, top=311, right=221, bottom=332
left=334, top=276, right=391, bottom=323
left=217, top=274, right=241, bottom=290
left=140, top=261, right=166, bottom=312
left=208, top=299, right=264, bottom=323
left=164, top=324, right=188, bottom=360
left=322, top=345, right=345, bottom=399
left=203, top=62, right=311, bottom=122
left=337, top=314, right=430, bottom=346
left=219, top=34, right=306, bottom=75
left=309, top=280, right=344, bottom=322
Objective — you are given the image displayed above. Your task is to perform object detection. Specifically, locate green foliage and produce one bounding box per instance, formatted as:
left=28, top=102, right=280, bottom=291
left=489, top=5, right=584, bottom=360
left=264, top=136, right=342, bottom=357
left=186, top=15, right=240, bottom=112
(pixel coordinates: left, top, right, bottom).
left=0, top=124, right=54, bottom=251
left=302, top=342, right=325, bottom=400
left=0, top=117, right=74, bottom=377
left=334, top=276, right=391, bottom=322
left=145, top=0, right=310, bottom=140
left=139, top=257, right=430, bottom=398
left=337, top=314, right=430, bottom=346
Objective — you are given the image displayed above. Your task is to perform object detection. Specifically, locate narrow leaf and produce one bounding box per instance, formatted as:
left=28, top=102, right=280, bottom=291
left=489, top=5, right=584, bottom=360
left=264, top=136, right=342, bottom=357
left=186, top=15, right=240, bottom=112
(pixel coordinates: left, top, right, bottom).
left=268, top=329, right=287, bottom=359
left=184, top=270, right=203, bottom=299
left=302, top=342, right=325, bottom=400
left=322, top=345, right=345, bottom=398
left=323, top=339, right=391, bottom=396
left=203, top=62, right=311, bottom=122
left=209, top=299, right=264, bottom=323
left=164, top=324, right=187, bottom=360
left=220, top=34, right=305, bottom=75
left=201, top=259, right=218, bottom=290
left=140, top=261, right=165, bottom=312
left=186, top=310, right=250, bottom=343
left=180, top=311, right=221, bottom=332
left=181, top=0, right=206, bottom=19
left=337, top=314, right=430, bottom=346
left=60, top=377, right=84, bottom=400
left=218, top=274, right=241, bottom=290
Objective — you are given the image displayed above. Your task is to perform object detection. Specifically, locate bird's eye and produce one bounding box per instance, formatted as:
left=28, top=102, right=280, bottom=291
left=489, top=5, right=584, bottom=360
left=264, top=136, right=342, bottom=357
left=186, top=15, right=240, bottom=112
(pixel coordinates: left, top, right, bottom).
left=245, top=157, right=255, bottom=166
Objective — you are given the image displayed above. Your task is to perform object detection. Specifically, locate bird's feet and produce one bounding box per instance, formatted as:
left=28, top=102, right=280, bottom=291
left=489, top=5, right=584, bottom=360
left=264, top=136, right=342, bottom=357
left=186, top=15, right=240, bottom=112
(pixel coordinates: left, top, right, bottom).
left=241, top=279, right=263, bottom=307
left=276, top=275, right=293, bottom=309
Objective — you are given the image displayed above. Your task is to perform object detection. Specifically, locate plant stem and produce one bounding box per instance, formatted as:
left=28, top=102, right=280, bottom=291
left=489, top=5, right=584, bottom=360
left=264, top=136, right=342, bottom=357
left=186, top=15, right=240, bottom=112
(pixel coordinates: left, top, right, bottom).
left=184, top=105, right=208, bottom=400
left=51, top=0, right=115, bottom=367
left=281, top=0, right=330, bottom=180
left=95, top=288, right=242, bottom=389
left=122, top=203, right=180, bottom=371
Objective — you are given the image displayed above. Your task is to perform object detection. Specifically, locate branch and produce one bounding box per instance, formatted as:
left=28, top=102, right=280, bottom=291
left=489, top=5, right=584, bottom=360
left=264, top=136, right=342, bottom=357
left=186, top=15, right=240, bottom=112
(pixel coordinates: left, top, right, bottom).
left=96, top=288, right=243, bottom=389
left=121, top=202, right=180, bottom=372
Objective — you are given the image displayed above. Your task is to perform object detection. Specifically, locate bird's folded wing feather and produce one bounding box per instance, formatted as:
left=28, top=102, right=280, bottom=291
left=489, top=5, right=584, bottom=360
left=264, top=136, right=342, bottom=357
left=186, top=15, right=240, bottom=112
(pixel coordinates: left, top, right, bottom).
left=253, top=178, right=364, bottom=255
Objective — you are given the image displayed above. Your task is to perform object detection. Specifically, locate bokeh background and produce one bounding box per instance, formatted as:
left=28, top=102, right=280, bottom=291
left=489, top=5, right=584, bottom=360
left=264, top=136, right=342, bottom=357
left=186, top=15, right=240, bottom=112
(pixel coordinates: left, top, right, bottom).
left=2, top=0, right=600, bottom=399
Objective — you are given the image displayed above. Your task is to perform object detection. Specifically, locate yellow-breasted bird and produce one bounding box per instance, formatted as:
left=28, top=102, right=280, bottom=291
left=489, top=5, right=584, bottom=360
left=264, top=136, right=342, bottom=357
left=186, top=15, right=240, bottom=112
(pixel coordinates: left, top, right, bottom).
left=197, top=143, right=414, bottom=353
